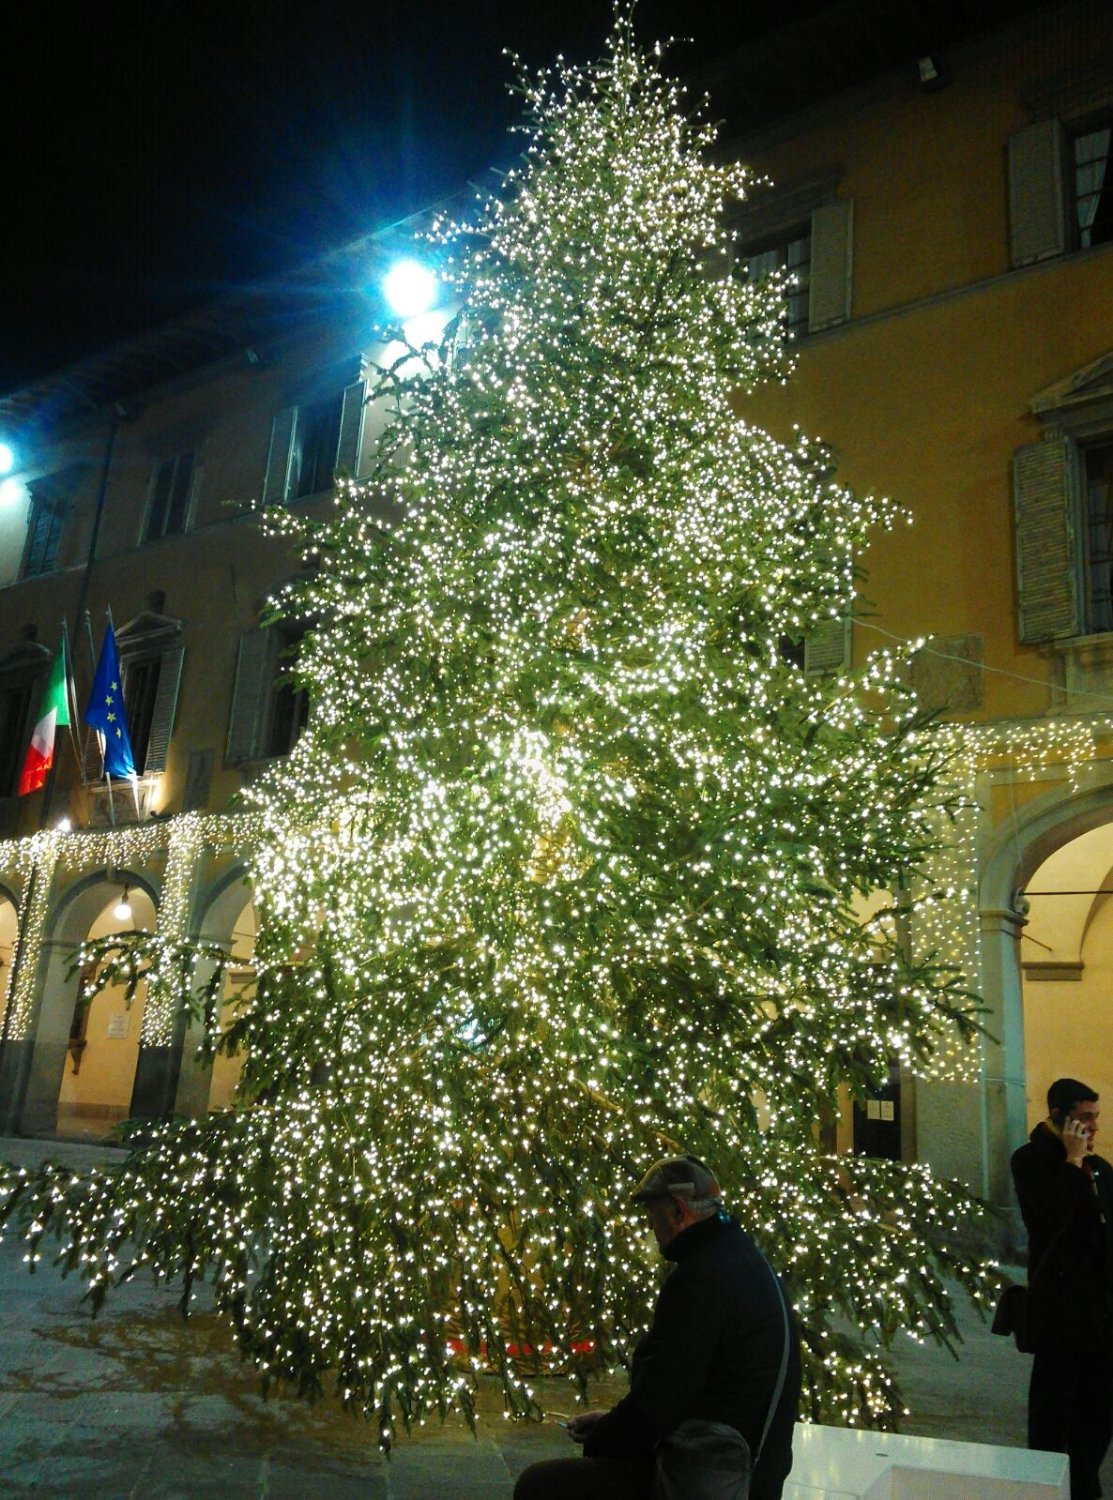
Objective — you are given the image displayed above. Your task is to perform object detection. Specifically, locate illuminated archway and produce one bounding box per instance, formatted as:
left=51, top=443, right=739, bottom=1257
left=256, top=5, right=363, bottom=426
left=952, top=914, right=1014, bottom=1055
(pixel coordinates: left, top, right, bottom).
left=21, top=868, right=160, bottom=1138
left=978, top=766, right=1113, bottom=1220
left=174, top=866, right=255, bottom=1118
left=0, top=883, right=20, bottom=1037
left=1019, top=822, right=1113, bottom=1133
left=55, top=886, right=158, bottom=1139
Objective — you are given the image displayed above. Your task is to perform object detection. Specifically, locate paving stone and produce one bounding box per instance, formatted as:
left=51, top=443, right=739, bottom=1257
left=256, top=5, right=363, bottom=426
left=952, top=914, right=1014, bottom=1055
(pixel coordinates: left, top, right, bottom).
left=264, top=1449, right=390, bottom=1500
left=0, top=1212, right=1105, bottom=1498
left=387, top=1477, right=509, bottom=1500
left=0, top=1448, right=142, bottom=1495
left=126, top=1440, right=266, bottom=1495
left=5, top=1393, right=84, bottom=1427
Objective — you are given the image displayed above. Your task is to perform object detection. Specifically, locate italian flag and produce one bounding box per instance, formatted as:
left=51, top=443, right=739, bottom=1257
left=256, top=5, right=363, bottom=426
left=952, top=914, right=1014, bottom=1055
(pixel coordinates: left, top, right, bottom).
left=18, top=647, right=71, bottom=796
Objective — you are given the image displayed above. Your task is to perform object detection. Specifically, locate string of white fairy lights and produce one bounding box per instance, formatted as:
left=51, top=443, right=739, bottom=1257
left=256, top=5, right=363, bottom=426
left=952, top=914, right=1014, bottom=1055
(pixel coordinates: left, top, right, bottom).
left=0, top=621, right=1109, bottom=1081
left=0, top=813, right=260, bottom=1044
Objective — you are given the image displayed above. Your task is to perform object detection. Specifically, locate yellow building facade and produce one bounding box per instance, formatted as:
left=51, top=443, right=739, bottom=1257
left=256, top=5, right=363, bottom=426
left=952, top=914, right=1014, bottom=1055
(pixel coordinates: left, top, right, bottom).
left=730, top=0, right=1113, bottom=1217
left=0, top=0, right=1108, bottom=1238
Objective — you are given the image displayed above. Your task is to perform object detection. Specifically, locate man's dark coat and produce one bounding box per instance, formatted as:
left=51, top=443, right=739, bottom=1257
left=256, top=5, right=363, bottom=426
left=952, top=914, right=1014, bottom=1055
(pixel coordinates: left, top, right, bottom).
left=584, top=1213, right=800, bottom=1500
left=1011, top=1121, right=1113, bottom=1349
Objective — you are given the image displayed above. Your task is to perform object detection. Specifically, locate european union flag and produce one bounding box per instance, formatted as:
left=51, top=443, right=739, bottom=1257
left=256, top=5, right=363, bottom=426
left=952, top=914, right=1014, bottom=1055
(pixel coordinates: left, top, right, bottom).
left=84, top=624, right=136, bottom=779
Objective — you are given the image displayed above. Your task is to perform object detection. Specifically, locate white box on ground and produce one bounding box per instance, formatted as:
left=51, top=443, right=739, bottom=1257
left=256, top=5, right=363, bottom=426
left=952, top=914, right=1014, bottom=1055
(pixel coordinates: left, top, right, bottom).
left=783, top=1422, right=1069, bottom=1499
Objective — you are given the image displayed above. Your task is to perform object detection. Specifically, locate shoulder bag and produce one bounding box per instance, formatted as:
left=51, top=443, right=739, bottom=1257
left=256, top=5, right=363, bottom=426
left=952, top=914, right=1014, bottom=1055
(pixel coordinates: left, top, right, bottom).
left=991, top=1228, right=1067, bottom=1354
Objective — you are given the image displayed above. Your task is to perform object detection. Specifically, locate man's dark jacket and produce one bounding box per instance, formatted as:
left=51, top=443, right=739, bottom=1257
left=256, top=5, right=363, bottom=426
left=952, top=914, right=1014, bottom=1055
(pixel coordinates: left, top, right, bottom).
left=584, top=1213, right=801, bottom=1500
left=1011, top=1122, right=1113, bottom=1350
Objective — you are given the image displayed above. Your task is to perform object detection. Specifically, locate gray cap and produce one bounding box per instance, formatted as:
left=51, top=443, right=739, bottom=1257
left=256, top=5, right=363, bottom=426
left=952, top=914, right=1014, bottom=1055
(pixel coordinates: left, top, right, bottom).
left=630, top=1155, right=723, bottom=1205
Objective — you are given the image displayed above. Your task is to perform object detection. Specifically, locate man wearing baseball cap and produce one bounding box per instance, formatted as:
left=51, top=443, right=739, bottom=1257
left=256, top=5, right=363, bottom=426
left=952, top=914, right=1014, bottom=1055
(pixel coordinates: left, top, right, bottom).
left=514, top=1154, right=800, bottom=1499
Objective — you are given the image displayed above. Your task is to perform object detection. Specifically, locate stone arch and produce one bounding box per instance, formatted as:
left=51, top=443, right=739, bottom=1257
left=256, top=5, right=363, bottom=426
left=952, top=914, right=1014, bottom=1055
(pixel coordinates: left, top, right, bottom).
left=21, top=866, right=161, bottom=1137
left=0, top=877, right=22, bottom=1028
left=977, top=764, right=1113, bottom=1216
left=173, top=863, right=255, bottom=1118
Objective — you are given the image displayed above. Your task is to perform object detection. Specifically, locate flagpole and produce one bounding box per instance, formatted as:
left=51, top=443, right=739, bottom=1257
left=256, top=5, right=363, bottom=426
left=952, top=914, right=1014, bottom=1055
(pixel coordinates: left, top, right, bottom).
left=83, top=609, right=116, bottom=822
left=102, top=605, right=142, bottom=820
left=60, top=618, right=81, bottom=768
left=82, top=610, right=98, bottom=674
left=102, top=607, right=123, bottom=826
left=80, top=610, right=99, bottom=788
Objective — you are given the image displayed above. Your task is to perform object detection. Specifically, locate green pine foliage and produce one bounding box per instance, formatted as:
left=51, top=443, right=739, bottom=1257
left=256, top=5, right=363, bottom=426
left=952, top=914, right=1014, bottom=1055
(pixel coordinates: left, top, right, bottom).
left=0, top=10, right=993, bottom=1441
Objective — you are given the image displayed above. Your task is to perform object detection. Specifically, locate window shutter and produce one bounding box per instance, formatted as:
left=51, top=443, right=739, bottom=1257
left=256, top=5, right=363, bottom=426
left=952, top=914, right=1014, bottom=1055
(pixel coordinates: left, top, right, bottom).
left=808, top=200, right=853, bottom=333
left=226, top=629, right=277, bottom=764
left=262, top=408, right=297, bottom=505
left=1008, top=120, right=1067, bottom=268
left=804, top=615, right=851, bottom=677
left=1013, top=435, right=1082, bottom=643
left=143, top=645, right=184, bottom=774
left=336, top=381, right=366, bottom=479
left=23, top=498, right=54, bottom=576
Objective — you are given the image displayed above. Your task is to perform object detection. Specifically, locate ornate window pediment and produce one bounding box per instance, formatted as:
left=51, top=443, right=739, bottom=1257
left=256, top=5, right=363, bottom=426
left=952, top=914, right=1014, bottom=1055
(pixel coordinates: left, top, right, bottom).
left=1030, top=352, right=1113, bottom=439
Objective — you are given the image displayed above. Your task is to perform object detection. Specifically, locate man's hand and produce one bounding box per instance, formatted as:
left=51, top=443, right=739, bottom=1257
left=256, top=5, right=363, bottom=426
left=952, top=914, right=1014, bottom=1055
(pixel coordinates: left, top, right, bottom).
left=567, top=1410, right=608, bottom=1444
left=1064, top=1117, right=1091, bottom=1166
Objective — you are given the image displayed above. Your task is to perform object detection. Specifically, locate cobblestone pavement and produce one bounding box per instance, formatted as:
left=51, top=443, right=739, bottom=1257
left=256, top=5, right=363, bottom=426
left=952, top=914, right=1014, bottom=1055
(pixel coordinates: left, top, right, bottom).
left=0, top=1135, right=1103, bottom=1498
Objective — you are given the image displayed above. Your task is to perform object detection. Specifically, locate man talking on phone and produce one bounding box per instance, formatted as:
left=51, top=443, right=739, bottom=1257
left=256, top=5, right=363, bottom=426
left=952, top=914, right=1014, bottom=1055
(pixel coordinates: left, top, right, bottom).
left=1012, top=1078, right=1113, bottom=1500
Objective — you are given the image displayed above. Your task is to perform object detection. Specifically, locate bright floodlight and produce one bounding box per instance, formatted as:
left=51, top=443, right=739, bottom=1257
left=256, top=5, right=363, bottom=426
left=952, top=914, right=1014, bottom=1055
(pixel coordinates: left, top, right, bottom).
left=383, top=259, right=438, bottom=319
left=0, top=443, right=14, bottom=476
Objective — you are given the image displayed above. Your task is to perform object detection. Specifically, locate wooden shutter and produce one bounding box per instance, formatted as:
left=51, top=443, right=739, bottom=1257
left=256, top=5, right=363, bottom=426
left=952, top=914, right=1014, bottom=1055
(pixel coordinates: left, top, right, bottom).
left=336, top=381, right=366, bottom=479
left=804, top=615, right=851, bottom=677
left=1008, top=120, right=1067, bottom=268
left=262, top=408, right=297, bottom=506
left=143, top=644, right=184, bottom=774
left=226, top=629, right=277, bottom=764
left=182, top=748, right=214, bottom=813
left=23, top=496, right=54, bottom=577
left=1013, top=435, right=1081, bottom=643
left=808, top=201, right=853, bottom=333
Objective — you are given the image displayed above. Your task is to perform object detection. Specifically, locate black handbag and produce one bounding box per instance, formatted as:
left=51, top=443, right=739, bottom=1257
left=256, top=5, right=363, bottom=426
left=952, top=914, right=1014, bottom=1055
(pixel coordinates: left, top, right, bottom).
left=654, top=1420, right=754, bottom=1500
left=653, top=1253, right=791, bottom=1500
left=991, top=1229, right=1066, bottom=1354
left=991, top=1282, right=1035, bottom=1353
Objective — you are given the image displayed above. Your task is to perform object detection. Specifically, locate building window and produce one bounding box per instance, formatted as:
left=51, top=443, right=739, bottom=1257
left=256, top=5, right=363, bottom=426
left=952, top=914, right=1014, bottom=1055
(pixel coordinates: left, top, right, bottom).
left=777, top=635, right=806, bottom=671
left=111, top=612, right=184, bottom=777
left=731, top=196, right=852, bottom=336
left=1073, top=122, right=1113, bottom=251
left=740, top=229, right=812, bottom=336
left=289, top=396, right=344, bottom=501
left=1009, top=117, right=1113, bottom=266
left=121, top=653, right=162, bottom=769
left=265, top=627, right=310, bottom=757
left=1016, top=359, right=1113, bottom=661
left=144, top=452, right=196, bottom=542
left=261, top=378, right=367, bottom=507
left=226, top=624, right=311, bottom=764
left=22, top=468, right=79, bottom=579
left=0, top=677, right=38, bottom=795
left=1084, top=441, right=1113, bottom=633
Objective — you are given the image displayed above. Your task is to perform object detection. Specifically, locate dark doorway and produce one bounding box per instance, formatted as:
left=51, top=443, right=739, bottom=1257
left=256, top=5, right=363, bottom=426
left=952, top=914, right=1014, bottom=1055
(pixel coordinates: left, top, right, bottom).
left=853, top=1059, right=902, bottom=1160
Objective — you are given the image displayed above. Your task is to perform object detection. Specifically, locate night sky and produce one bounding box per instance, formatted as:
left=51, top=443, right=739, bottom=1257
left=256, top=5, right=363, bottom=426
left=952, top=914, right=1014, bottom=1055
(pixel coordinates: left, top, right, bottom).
left=1, top=2, right=831, bottom=396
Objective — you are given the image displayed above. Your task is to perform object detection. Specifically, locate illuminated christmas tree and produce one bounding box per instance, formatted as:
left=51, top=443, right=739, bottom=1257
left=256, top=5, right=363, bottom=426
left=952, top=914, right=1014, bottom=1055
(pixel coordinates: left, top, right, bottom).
left=2, top=12, right=993, bottom=1439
